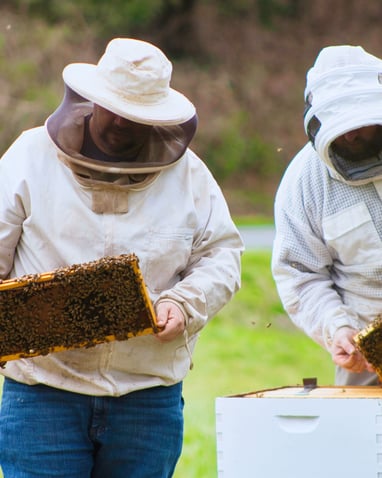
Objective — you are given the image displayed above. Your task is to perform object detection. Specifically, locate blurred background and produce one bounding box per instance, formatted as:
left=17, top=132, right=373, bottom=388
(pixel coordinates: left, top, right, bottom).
left=2, top=0, right=382, bottom=219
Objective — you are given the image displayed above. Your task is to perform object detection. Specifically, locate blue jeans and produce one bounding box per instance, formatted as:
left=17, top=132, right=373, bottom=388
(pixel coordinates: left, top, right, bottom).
left=0, top=378, right=184, bottom=477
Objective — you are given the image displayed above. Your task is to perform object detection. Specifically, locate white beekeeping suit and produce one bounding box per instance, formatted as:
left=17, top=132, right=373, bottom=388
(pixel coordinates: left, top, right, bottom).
left=272, top=45, right=382, bottom=385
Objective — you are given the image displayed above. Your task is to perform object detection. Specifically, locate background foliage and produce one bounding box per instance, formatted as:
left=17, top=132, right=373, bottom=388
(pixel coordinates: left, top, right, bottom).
left=1, top=0, right=382, bottom=217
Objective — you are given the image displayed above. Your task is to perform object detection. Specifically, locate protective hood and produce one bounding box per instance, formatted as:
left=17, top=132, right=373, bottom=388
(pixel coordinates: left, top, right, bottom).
left=46, top=85, right=197, bottom=187
left=303, top=45, right=382, bottom=184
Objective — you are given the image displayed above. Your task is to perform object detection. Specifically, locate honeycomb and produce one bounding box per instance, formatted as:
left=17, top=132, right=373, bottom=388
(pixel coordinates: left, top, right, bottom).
left=354, top=315, right=382, bottom=380
left=0, top=254, right=157, bottom=366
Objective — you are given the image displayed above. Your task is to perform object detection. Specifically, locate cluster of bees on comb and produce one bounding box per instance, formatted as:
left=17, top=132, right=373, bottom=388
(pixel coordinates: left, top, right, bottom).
left=0, top=254, right=157, bottom=367
left=354, top=315, right=382, bottom=381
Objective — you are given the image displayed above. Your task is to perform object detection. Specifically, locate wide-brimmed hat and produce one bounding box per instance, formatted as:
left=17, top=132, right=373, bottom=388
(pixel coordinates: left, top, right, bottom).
left=62, top=38, right=196, bottom=126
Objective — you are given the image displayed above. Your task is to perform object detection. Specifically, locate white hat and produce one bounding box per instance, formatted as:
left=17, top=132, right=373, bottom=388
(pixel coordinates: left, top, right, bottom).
left=62, top=38, right=196, bottom=126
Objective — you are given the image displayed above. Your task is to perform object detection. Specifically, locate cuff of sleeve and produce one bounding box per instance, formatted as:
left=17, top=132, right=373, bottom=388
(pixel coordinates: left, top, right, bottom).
left=154, top=298, right=189, bottom=326
left=324, top=317, right=362, bottom=348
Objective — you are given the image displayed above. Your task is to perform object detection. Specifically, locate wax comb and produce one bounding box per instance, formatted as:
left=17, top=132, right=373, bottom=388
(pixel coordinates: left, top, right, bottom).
left=0, top=254, right=157, bottom=366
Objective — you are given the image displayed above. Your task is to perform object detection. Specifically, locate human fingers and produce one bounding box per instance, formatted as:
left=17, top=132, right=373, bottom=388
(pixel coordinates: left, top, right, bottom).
left=155, top=301, right=185, bottom=342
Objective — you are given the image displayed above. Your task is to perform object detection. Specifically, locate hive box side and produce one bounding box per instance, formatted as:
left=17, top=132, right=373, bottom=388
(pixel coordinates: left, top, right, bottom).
left=216, top=392, right=382, bottom=478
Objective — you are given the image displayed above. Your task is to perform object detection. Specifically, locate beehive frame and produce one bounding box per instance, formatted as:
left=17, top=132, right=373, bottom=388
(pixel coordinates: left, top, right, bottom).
left=354, top=315, right=382, bottom=380
left=0, top=254, right=158, bottom=365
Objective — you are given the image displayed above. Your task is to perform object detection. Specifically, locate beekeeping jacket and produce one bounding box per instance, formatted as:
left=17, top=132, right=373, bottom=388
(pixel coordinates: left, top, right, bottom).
left=0, top=88, right=243, bottom=396
left=272, top=45, right=382, bottom=385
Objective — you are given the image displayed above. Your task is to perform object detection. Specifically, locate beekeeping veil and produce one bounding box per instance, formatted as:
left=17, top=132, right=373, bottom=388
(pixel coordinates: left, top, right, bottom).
left=303, top=45, right=382, bottom=184
left=46, top=38, right=197, bottom=212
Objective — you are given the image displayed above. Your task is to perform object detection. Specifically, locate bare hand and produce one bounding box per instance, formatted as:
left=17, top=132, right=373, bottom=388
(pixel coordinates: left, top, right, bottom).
left=331, top=327, right=374, bottom=373
left=155, top=301, right=186, bottom=343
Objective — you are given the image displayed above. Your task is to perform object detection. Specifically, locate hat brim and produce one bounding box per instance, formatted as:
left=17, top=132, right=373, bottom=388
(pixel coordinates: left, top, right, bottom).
left=63, top=63, right=196, bottom=126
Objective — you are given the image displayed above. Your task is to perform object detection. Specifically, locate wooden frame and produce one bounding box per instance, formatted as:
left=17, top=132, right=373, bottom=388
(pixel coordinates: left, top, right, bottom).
left=0, top=254, right=157, bottom=364
left=354, top=315, right=382, bottom=380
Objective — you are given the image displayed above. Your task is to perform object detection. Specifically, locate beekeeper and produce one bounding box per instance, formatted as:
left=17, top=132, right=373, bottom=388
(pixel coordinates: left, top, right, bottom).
left=272, top=44, right=382, bottom=387
left=0, top=38, right=243, bottom=477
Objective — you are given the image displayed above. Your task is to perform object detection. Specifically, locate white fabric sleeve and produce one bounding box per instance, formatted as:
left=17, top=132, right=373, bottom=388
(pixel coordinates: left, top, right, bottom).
left=272, top=201, right=363, bottom=350
left=156, top=182, right=243, bottom=337
left=0, top=136, right=26, bottom=278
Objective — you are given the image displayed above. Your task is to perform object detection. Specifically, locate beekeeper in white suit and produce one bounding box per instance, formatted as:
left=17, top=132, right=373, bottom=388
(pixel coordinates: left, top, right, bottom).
left=272, top=45, right=382, bottom=386
left=0, top=38, right=243, bottom=477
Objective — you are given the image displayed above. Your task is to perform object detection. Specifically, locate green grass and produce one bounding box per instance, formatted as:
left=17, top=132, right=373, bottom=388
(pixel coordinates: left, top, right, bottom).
left=233, top=215, right=274, bottom=226
left=174, top=250, right=333, bottom=477
left=0, top=251, right=333, bottom=477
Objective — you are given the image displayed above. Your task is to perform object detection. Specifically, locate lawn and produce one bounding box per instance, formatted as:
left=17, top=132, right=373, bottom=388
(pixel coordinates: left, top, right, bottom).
left=0, top=250, right=334, bottom=477
left=174, top=250, right=334, bottom=477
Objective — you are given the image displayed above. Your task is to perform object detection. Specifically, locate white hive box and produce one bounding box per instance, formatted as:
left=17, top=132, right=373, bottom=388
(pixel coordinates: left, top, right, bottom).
left=216, top=384, right=382, bottom=478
